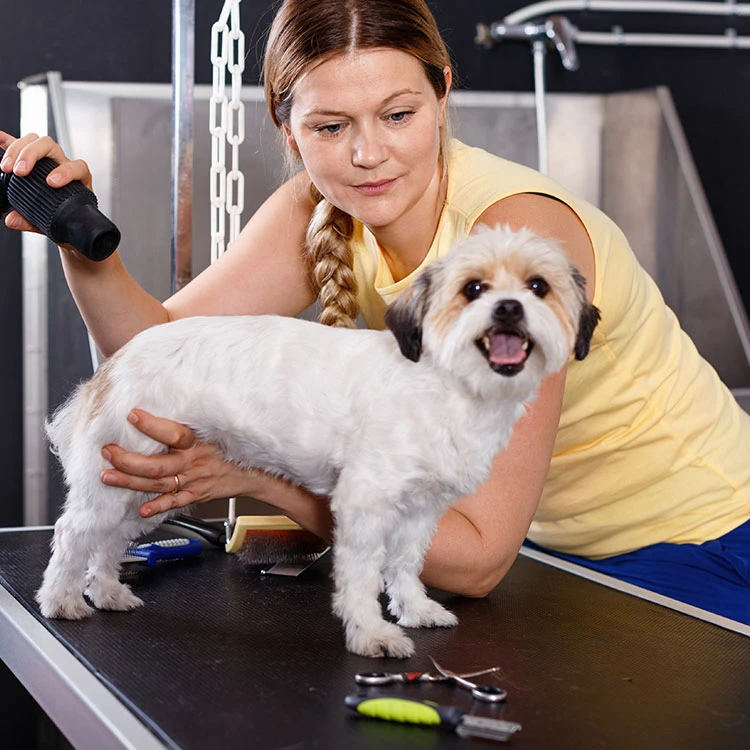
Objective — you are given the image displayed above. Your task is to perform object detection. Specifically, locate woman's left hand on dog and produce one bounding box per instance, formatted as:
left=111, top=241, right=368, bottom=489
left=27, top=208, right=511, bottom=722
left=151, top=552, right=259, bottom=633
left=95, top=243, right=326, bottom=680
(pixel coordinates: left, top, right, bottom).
left=101, top=408, right=335, bottom=540
left=100, top=408, right=245, bottom=516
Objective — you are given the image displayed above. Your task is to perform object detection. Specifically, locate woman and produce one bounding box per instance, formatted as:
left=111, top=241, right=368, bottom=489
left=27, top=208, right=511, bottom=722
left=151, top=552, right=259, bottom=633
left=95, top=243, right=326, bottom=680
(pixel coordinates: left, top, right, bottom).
left=1, top=0, right=748, bottom=623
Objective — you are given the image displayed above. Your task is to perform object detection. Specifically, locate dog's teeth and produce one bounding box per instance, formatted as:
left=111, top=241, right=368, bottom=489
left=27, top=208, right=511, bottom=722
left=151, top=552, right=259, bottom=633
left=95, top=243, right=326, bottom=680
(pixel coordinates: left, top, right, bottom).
left=521, top=339, right=529, bottom=351
left=482, top=335, right=490, bottom=351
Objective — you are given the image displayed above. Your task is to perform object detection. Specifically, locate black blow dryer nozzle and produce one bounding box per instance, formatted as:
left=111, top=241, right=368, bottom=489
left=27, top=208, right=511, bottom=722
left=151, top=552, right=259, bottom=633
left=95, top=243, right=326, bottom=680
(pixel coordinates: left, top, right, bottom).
left=49, top=192, right=122, bottom=262
left=0, top=148, right=120, bottom=261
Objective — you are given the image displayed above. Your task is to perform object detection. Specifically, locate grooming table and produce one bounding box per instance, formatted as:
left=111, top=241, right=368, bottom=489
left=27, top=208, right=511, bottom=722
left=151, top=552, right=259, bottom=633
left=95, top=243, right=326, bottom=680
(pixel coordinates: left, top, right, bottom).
left=1, top=527, right=748, bottom=749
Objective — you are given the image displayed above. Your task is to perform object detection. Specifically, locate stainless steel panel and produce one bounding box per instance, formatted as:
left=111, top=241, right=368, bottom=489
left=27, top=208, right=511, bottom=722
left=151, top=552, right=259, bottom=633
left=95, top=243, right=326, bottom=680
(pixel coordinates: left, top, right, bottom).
left=601, top=88, right=750, bottom=388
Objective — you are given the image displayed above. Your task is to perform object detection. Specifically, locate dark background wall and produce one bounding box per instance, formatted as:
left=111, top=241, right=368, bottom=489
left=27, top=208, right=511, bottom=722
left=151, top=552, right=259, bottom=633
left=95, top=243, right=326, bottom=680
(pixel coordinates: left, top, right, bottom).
left=1, top=1, right=748, bottom=527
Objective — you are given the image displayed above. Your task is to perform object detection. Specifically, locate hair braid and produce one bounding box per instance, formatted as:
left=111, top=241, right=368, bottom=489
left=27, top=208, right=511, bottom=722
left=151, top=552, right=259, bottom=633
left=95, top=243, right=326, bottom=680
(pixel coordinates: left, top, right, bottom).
left=305, top=184, right=360, bottom=328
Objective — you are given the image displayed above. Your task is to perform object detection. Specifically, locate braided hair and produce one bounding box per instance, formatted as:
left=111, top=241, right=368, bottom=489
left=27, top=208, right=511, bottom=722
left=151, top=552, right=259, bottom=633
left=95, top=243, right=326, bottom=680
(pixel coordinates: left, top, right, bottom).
left=305, top=183, right=359, bottom=328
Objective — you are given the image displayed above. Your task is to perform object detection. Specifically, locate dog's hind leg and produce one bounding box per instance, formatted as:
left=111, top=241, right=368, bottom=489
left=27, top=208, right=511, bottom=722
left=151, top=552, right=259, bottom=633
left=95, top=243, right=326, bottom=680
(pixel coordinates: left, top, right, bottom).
left=331, top=491, right=415, bottom=658
left=85, top=501, right=159, bottom=612
left=382, top=517, right=458, bottom=630
left=85, top=535, right=141, bottom=613
left=36, top=506, right=96, bottom=620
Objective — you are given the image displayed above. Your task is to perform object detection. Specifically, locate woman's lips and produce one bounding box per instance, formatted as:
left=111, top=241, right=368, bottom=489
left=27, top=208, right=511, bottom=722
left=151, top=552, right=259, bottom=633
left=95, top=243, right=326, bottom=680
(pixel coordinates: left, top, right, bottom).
left=353, top=178, right=397, bottom=196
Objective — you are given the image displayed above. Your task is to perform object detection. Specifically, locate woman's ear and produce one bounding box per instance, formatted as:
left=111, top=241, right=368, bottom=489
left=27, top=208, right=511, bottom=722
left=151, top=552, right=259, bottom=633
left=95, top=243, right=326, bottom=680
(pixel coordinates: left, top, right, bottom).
left=443, top=66, right=453, bottom=92
left=282, top=124, right=299, bottom=153
left=438, top=66, right=452, bottom=125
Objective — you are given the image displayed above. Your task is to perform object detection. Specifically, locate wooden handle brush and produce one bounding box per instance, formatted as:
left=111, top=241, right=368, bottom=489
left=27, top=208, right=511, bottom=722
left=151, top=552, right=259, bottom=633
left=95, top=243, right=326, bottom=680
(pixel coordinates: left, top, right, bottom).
left=226, top=514, right=329, bottom=564
left=162, top=513, right=328, bottom=565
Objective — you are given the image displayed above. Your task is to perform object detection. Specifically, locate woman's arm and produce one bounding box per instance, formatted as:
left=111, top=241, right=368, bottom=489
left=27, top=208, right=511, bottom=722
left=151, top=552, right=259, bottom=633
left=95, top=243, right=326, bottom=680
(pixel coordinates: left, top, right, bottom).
left=162, top=169, right=317, bottom=323
left=421, top=369, right=566, bottom=596
left=1, top=132, right=169, bottom=353
left=0, top=131, right=317, bottom=356
left=101, top=409, right=336, bottom=538
left=418, top=192, right=596, bottom=596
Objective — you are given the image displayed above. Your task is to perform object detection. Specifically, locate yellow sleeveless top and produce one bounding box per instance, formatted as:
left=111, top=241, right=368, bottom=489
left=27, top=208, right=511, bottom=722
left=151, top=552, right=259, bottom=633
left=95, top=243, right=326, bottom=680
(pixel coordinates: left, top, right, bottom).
left=350, top=140, right=750, bottom=558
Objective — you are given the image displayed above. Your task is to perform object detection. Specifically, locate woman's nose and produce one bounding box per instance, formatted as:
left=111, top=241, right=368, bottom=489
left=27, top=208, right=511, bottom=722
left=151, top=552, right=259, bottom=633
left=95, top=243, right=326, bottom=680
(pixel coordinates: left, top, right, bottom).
left=351, top=127, right=387, bottom=169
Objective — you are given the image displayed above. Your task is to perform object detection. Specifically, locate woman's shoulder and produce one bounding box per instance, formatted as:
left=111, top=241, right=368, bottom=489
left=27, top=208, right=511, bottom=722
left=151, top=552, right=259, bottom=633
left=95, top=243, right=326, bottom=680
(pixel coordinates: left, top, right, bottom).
left=274, top=169, right=317, bottom=212
left=449, top=139, right=551, bottom=187
left=446, top=139, right=623, bottom=256
left=446, top=140, right=574, bottom=222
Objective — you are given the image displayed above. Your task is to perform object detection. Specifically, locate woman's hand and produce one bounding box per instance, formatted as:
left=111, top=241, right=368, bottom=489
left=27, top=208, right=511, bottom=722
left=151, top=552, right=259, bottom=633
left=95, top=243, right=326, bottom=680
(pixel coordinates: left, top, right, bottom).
left=100, top=409, right=255, bottom=518
left=0, top=130, right=93, bottom=235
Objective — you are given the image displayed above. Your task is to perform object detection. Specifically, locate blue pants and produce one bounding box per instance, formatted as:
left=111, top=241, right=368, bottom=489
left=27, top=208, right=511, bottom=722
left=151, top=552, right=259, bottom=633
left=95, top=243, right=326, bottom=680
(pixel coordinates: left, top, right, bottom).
left=525, top=518, right=750, bottom=625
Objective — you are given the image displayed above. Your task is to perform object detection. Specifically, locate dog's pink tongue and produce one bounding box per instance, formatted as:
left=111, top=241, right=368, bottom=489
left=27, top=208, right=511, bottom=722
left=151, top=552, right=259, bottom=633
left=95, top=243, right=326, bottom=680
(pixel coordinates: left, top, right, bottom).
left=489, top=333, right=527, bottom=365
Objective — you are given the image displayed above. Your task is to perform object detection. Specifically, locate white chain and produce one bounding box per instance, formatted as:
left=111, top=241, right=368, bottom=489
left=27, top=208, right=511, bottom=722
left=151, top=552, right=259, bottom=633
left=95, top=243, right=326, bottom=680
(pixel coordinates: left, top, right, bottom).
left=210, top=0, right=245, bottom=264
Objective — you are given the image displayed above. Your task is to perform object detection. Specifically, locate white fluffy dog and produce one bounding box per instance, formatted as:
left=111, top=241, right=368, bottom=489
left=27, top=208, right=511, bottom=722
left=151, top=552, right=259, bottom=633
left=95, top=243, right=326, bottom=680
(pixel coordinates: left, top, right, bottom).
left=37, top=225, right=599, bottom=658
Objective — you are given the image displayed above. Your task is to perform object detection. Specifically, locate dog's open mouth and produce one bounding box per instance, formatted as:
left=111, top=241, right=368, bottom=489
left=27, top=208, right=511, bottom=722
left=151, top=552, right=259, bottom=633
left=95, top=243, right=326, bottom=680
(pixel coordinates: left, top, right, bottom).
left=476, top=328, right=534, bottom=376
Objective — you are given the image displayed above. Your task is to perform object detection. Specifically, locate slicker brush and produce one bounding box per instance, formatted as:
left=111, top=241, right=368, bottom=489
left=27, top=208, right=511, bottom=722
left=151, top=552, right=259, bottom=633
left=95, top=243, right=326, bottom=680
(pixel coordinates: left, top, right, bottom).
left=226, top=515, right=329, bottom=565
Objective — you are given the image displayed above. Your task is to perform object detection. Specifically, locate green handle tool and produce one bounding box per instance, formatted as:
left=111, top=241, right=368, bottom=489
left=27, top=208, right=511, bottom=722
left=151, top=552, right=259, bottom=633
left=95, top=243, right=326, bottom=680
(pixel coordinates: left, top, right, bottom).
left=345, top=693, right=522, bottom=742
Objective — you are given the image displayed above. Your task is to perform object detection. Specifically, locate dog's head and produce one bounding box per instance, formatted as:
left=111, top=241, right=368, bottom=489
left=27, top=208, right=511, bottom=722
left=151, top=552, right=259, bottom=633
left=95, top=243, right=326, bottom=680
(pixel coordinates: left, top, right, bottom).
left=385, top=224, right=600, bottom=396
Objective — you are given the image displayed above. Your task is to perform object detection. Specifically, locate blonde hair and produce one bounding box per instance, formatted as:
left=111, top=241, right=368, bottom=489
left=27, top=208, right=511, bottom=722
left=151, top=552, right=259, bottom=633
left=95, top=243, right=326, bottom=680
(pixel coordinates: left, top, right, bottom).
left=264, top=0, right=454, bottom=327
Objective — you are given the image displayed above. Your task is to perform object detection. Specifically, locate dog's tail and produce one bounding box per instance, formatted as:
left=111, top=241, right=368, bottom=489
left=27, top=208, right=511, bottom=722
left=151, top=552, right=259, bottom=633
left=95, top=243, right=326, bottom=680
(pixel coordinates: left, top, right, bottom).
left=45, top=384, right=90, bottom=469
left=45, top=356, right=117, bottom=484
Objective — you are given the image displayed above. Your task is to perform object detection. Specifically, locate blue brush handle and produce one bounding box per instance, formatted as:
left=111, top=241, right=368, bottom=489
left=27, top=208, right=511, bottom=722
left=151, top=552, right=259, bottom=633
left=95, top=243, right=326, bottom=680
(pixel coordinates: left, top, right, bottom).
left=127, top=538, right=203, bottom=567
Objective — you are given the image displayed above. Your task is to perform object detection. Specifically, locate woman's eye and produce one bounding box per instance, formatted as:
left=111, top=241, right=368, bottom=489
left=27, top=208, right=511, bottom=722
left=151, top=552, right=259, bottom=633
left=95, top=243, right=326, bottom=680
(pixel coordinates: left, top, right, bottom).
left=387, top=111, right=414, bottom=124
left=529, top=277, right=550, bottom=298
left=315, top=123, right=343, bottom=136
left=463, top=280, right=487, bottom=301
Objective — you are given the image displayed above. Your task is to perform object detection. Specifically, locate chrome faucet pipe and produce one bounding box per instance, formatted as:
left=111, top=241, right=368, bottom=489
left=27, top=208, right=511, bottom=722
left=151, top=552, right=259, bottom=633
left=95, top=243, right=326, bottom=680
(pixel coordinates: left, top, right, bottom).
left=475, top=15, right=580, bottom=71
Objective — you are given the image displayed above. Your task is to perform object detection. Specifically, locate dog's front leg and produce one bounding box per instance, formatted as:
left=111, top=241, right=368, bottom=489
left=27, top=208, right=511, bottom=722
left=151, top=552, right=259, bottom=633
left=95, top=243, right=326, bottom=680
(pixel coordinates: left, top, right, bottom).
left=331, top=488, right=415, bottom=659
left=382, top=513, right=458, bottom=630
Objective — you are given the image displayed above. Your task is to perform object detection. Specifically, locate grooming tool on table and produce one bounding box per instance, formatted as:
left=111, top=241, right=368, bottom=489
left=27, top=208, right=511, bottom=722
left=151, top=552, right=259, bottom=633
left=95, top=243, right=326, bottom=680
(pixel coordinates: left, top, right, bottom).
left=355, top=666, right=500, bottom=686
left=161, top=515, right=227, bottom=546
left=161, top=513, right=329, bottom=576
left=226, top=515, right=327, bottom=562
left=345, top=694, right=522, bottom=743
left=121, top=537, right=203, bottom=567
left=430, top=657, right=508, bottom=703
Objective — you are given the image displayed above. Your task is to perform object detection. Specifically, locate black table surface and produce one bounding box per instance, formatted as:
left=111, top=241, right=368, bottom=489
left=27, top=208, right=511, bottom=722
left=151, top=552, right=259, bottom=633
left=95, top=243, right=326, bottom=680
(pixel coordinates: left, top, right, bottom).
left=1, top=528, right=748, bottom=749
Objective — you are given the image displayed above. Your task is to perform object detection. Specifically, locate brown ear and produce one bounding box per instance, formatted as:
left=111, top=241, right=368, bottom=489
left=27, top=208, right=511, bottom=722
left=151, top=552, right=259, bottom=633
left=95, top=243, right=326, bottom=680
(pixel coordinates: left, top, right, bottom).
left=384, top=269, right=434, bottom=362
left=575, top=303, right=601, bottom=360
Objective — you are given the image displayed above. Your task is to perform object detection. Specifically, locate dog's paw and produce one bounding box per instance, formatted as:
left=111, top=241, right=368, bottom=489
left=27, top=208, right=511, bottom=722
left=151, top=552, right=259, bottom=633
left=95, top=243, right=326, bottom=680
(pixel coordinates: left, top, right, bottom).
left=86, top=581, right=144, bottom=612
left=346, top=622, right=415, bottom=659
left=36, top=591, right=95, bottom=620
left=397, top=599, right=458, bottom=629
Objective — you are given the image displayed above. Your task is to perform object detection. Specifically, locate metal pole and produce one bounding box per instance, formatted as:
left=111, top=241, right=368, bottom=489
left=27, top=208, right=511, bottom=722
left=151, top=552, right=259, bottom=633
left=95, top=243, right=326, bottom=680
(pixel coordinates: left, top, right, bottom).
left=171, top=0, right=195, bottom=294
left=18, top=78, right=50, bottom=525
left=532, top=40, right=549, bottom=175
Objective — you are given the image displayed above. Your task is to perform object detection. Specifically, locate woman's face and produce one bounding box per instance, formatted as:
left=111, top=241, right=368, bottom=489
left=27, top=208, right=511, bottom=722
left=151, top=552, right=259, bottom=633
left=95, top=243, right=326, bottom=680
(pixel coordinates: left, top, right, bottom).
left=285, top=48, right=449, bottom=234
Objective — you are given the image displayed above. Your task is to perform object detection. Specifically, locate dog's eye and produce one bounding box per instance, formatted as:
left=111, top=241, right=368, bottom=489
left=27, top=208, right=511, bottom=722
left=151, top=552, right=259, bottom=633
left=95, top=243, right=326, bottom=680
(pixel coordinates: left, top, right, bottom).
left=528, top=277, right=550, bottom=298
left=463, top=280, right=487, bottom=301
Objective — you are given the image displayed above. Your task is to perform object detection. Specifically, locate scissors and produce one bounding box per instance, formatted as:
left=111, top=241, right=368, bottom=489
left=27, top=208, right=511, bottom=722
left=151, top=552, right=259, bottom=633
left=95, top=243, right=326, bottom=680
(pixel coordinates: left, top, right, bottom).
left=430, top=657, right=508, bottom=703
left=355, top=665, right=500, bottom=687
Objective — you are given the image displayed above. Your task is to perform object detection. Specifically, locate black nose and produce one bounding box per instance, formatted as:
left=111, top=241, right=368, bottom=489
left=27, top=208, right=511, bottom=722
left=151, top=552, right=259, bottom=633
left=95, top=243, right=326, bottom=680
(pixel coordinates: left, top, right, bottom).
left=493, top=299, right=524, bottom=323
